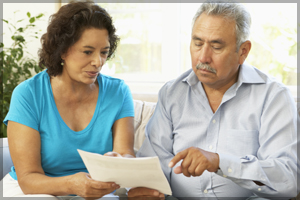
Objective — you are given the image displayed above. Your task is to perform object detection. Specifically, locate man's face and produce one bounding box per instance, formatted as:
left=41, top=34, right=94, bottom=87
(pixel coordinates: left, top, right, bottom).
left=190, top=13, right=242, bottom=90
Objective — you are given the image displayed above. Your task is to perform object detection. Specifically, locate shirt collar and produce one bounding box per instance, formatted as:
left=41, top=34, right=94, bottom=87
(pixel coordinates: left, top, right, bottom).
left=182, top=62, right=265, bottom=87
left=236, top=62, right=265, bottom=87
left=182, top=69, right=198, bottom=86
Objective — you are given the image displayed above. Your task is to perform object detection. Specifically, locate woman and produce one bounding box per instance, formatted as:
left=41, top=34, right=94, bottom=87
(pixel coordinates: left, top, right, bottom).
left=2, top=1, right=135, bottom=198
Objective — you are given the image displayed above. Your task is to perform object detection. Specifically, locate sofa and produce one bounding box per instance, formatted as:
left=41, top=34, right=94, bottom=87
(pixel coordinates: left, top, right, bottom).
left=1, top=99, right=299, bottom=199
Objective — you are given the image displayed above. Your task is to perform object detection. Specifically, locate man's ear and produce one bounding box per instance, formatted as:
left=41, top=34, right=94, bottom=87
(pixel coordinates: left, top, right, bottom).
left=238, top=40, right=251, bottom=65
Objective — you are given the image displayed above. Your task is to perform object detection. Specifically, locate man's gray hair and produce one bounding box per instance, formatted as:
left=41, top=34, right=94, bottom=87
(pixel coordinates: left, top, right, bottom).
left=192, top=0, right=251, bottom=51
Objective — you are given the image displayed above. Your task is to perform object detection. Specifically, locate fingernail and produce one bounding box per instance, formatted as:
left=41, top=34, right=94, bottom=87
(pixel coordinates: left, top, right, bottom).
left=153, top=191, right=159, bottom=196
left=168, top=162, right=173, bottom=168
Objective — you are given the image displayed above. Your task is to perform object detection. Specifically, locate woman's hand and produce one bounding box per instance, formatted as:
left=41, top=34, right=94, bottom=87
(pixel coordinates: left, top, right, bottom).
left=67, top=172, right=120, bottom=198
left=104, top=151, right=135, bottom=158
left=128, top=187, right=165, bottom=200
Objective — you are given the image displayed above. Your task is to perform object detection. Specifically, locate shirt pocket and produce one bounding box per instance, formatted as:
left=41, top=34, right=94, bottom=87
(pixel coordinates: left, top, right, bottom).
left=225, top=129, right=259, bottom=157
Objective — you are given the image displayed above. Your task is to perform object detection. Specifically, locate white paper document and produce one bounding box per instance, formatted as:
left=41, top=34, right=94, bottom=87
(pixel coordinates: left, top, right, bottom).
left=77, top=149, right=172, bottom=195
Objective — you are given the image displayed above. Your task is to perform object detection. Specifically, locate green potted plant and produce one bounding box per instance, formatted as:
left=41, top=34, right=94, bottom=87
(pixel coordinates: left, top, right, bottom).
left=1, top=11, right=44, bottom=138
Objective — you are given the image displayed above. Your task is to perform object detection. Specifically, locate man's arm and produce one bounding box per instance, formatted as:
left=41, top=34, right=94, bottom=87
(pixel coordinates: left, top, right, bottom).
left=217, top=87, right=299, bottom=197
left=169, top=86, right=299, bottom=198
left=137, top=84, right=175, bottom=182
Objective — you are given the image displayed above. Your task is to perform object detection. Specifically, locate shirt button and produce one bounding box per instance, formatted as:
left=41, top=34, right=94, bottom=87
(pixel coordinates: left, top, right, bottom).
left=204, top=189, right=208, bottom=193
left=209, top=145, right=213, bottom=150
left=212, top=119, right=216, bottom=123
left=228, top=168, right=232, bottom=173
left=223, top=174, right=227, bottom=178
left=258, top=188, right=261, bottom=191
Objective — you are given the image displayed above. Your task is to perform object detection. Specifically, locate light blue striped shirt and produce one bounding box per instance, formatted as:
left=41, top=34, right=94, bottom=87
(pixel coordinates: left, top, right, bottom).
left=137, top=63, right=299, bottom=199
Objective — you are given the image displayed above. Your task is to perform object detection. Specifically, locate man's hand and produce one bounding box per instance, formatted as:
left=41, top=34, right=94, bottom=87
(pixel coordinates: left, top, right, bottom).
left=128, top=187, right=164, bottom=200
left=168, top=147, right=219, bottom=177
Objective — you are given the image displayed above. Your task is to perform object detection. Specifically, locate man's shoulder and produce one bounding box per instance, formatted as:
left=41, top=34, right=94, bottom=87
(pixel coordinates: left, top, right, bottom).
left=241, top=63, right=287, bottom=91
left=250, top=64, right=287, bottom=90
left=160, top=69, right=193, bottom=93
left=241, top=63, right=293, bottom=104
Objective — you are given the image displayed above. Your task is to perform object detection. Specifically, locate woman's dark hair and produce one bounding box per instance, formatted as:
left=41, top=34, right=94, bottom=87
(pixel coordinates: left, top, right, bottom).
left=38, top=0, right=119, bottom=76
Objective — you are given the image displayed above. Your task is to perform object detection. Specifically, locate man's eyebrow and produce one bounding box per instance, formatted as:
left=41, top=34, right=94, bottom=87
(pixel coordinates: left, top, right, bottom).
left=210, top=39, right=225, bottom=44
left=192, top=36, right=202, bottom=41
left=192, top=36, right=225, bottom=44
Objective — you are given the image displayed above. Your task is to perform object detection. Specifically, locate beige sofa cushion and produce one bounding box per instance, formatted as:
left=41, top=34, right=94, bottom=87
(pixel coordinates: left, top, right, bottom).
left=133, top=100, right=156, bottom=153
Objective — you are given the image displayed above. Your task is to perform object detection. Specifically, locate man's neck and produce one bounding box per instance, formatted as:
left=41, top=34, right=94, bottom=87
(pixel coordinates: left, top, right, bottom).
left=202, top=73, right=239, bottom=113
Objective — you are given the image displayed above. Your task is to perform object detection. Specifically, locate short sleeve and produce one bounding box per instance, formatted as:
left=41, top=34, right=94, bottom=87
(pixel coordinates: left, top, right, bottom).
left=3, top=81, right=39, bottom=131
left=115, top=81, right=134, bottom=120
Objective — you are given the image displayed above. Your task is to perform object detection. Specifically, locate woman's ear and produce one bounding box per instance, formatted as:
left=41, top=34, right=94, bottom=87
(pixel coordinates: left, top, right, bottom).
left=238, top=40, right=251, bottom=65
left=61, top=53, right=66, bottom=60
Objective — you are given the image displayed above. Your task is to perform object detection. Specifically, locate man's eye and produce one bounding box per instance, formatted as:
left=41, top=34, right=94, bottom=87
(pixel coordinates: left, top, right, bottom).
left=84, top=51, right=92, bottom=55
left=212, top=46, right=221, bottom=50
left=195, top=43, right=202, bottom=47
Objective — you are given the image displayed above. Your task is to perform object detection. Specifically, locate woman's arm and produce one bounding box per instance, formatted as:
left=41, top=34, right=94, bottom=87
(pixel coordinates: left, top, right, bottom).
left=111, top=117, right=135, bottom=157
left=7, top=121, right=119, bottom=197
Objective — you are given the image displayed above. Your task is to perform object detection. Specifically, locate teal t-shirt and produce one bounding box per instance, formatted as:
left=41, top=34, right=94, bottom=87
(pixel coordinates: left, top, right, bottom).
left=3, top=70, right=134, bottom=180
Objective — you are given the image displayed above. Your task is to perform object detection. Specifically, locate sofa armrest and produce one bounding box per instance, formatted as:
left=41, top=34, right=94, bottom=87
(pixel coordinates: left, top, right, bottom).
left=1, top=138, right=13, bottom=179
left=133, top=100, right=156, bottom=153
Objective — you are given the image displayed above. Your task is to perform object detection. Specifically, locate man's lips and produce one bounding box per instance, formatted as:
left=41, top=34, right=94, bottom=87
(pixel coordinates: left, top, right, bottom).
left=199, top=68, right=214, bottom=73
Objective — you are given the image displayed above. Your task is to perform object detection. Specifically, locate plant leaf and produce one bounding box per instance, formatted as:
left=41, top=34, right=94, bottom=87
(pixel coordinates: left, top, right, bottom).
left=2, top=19, right=8, bottom=23
left=17, top=27, right=24, bottom=32
left=14, top=35, right=25, bottom=43
left=27, top=12, right=31, bottom=18
left=36, top=13, right=44, bottom=19
left=29, top=17, right=35, bottom=23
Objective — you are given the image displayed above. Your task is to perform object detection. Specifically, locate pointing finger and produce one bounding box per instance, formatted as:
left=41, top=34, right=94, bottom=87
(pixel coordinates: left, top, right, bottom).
left=169, top=149, right=188, bottom=168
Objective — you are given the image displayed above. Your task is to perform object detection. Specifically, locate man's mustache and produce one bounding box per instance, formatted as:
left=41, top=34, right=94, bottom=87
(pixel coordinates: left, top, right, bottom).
left=196, top=63, right=217, bottom=74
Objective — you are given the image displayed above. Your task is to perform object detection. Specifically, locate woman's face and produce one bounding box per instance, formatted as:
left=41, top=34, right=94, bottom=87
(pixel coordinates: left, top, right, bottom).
left=61, top=28, right=110, bottom=85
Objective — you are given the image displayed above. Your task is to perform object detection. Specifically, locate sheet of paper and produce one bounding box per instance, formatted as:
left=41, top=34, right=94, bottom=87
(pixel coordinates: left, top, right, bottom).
left=77, top=149, right=172, bottom=195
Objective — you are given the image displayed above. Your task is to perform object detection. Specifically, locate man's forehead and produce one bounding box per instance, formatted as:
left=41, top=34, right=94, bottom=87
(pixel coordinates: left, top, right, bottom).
left=192, top=13, right=236, bottom=41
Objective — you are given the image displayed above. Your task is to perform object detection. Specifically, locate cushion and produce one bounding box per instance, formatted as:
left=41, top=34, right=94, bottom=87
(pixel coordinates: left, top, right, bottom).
left=133, top=100, right=156, bottom=153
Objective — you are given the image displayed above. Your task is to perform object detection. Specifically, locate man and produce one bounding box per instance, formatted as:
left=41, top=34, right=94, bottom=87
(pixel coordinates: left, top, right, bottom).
left=128, top=1, right=299, bottom=199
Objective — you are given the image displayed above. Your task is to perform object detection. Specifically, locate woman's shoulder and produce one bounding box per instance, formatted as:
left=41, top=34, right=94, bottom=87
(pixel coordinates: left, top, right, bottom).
left=98, top=73, right=127, bottom=89
left=97, top=73, right=131, bottom=100
left=99, top=73, right=124, bottom=83
left=13, top=70, right=49, bottom=95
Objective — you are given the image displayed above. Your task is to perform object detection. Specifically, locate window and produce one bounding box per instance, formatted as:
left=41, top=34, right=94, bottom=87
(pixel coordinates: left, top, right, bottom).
left=99, top=3, right=297, bottom=98
left=3, top=3, right=297, bottom=98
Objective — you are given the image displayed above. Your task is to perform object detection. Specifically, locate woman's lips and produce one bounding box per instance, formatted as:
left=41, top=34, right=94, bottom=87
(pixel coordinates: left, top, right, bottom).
left=86, top=71, right=99, bottom=77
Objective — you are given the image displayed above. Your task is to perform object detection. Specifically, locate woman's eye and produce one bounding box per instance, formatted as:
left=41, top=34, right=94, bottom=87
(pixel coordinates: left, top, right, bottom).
left=101, top=51, right=109, bottom=56
left=84, top=51, right=92, bottom=55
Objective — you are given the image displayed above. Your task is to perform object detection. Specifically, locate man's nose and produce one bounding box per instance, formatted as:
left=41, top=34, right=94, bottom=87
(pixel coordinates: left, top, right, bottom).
left=198, top=44, right=212, bottom=64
